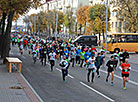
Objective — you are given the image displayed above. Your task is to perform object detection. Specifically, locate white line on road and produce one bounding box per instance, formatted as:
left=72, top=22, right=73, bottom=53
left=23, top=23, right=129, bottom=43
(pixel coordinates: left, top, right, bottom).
left=80, top=82, right=115, bottom=102
left=100, top=69, right=138, bottom=86
left=131, top=69, right=138, bottom=73
left=56, top=68, right=74, bottom=79
left=20, top=73, right=44, bottom=102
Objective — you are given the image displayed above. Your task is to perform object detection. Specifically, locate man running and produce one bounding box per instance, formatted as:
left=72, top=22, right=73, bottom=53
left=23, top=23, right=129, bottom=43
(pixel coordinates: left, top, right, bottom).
left=60, top=56, right=69, bottom=82
left=49, top=50, right=56, bottom=72
left=106, top=56, right=116, bottom=85
left=87, top=56, right=96, bottom=83
left=119, top=58, right=131, bottom=90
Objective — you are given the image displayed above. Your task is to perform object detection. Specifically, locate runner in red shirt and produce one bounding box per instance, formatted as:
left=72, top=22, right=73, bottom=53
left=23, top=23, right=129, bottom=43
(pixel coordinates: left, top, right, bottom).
left=120, top=58, right=131, bottom=90
left=90, top=45, right=97, bottom=57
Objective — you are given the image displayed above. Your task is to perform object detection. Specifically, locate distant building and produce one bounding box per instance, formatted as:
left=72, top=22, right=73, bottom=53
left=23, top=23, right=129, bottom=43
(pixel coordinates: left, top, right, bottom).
left=89, top=0, right=125, bottom=33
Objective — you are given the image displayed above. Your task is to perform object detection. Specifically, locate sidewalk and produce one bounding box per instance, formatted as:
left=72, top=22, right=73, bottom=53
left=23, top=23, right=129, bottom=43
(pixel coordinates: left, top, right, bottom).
left=0, top=60, right=39, bottom=102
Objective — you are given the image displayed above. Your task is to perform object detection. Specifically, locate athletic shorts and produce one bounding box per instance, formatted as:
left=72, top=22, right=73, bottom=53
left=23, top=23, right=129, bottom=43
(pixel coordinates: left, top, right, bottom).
left=122, top=74, right=129, bottom=77
left=107, top=68, right=114, bottom=72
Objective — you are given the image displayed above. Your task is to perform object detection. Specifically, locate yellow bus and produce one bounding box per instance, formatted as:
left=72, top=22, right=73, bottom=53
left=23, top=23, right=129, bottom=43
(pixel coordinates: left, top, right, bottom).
left=105, top=33, right=138, bottom=53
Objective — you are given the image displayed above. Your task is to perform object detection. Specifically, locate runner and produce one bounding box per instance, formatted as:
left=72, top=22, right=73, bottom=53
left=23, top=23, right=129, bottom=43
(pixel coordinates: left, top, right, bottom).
left=95, top=53, right=103, bottom=78
left=87, top=56, right=96, bottom=83
left=106, top=56, right=116, bottom=86
left=119, top=58, right=131, bottom=90
left=49, top=50, right=56, bottom=72
left=90, top=45, right=97, bottom=57
left=76, top=47, right=81, bottom=66
left=112, top=50, right=119, bottom=69
left=119, top=49, right=124, bottom=65
left=41, top=46, right=47, bottom=66
left=80, top=50, right=85, bottom=67
left=70, top=48, right=76, bottom=67
left=122, top=49, right=129, bottom=63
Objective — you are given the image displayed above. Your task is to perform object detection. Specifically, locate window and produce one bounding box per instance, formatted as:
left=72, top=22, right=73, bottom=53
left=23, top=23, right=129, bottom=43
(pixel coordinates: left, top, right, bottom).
left=115, top=35, right=138, bottom=43
left=112, top=22, right=114, bottom=28
left=115, top=22, right=117, bottom=28
left=119, top=22, right=122, bottom=28
left=112, top=12, right=114, bottom=17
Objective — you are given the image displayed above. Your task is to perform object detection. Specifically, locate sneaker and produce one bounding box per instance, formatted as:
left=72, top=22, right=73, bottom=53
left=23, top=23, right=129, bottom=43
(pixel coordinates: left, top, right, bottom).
left=51, top=70, right=53, bottom=72
left=106, top=79, right=108, bottom=83
left=76, top=64, right=78, bottom=66
left=63, top=80, right=66, bottom=82
left=123, top=87, right=126, bottom=90
left=98, top=75, right=100, bottom=78
left=111, top=82, right=114, bottom=86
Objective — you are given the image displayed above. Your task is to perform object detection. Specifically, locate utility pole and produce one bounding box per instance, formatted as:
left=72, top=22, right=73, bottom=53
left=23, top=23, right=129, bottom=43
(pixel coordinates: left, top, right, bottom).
left=55, top=12, right=58, bottom=40
left=105, top=0, right=109, bottom=54
left=33, top=15, right=36, bottom=35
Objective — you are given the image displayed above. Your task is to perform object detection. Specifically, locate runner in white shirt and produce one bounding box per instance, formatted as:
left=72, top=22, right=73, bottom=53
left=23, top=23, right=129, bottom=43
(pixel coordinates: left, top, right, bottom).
left=49, top=50, right=56, bottom=72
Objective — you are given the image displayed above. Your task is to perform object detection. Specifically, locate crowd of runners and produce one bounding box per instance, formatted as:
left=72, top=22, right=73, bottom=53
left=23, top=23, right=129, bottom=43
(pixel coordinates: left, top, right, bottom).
left=11, top=33, right=131, bottom=90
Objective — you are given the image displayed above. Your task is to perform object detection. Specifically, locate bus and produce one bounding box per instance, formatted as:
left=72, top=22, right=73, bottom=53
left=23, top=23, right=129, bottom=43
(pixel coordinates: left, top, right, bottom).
left=72, top=35, right=97, bottom=46
left=105, top=33, right=138, bottom=53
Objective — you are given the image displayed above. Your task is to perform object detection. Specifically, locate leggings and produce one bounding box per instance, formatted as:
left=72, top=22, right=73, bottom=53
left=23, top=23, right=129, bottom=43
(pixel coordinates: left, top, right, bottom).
left=50, top=60, right=55, bottom=71
left=76, top=56, right=80, bottom=64
left=87, top=69, right=95, bottom=82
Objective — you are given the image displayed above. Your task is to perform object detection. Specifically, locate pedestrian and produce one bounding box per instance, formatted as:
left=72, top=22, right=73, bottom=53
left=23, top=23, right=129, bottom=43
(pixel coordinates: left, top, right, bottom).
left=76, top=47, right=81, bottom=66
left=70, top=48, right=76, bottom=67
left=119, top=58, right=131, bottom=90
left=122, top=49, right=129, bottom=63
left=49, top=50, right=56, bottom=72
left=90, top=45, right=97, bottom=57
left=80, top=50, right=85, bottom=67
left=106, top=56, right=116, bottom=86
left=84, top=50, right=91, bottom=67
left=59, top=56, right=69, bottom=82
left=87, top=56, right=96, bottom=83
left=41, top=46, right=47, bottom=66
left=95, top=53, right=103, bottom=78
left=119, top=49, right=124, bottom=65
left=112, top=50, right=119, bottom=69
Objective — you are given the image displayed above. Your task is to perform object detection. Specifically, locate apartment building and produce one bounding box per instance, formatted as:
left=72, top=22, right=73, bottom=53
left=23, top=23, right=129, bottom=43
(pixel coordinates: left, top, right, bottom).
left=89, top=0, right=125, bottom=33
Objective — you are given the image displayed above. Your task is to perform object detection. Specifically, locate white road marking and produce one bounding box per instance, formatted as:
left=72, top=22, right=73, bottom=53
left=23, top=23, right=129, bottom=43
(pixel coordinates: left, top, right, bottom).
left=100, top=69, right=138, bottom=86
left=131, top=69, right=138, bottom=73
left=80, top=82, right=115, bottom=102
left=56, top=68, right=74, bottom=79
left=20, top=73, right=44, bottom=102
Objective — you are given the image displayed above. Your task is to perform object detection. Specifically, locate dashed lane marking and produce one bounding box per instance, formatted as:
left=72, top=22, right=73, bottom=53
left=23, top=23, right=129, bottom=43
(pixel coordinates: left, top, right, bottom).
left=56, top=68, right=74, bottom=79
left=100, top=69, right=138, bottom=86
left=80, top=82, right=115, bottom=102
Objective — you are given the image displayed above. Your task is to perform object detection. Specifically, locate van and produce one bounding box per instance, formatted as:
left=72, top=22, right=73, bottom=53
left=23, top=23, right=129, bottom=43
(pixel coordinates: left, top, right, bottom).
left=72, top=35, right=97, bottom=46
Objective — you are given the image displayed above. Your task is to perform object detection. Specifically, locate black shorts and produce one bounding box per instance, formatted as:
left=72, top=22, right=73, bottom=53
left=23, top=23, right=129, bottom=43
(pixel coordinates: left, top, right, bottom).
left=107, top=68, right=114, bottom=72
left=122, top=74, right=129, bottom=77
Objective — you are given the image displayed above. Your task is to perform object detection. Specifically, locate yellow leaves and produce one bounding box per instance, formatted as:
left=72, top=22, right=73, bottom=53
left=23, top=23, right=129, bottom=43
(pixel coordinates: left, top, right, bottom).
left=77, top=6, right=89, bottom=25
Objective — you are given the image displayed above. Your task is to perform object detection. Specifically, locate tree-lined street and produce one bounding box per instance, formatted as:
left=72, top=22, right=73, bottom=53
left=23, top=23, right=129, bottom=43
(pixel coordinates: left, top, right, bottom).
left=10, top=45, right=138, bottom=102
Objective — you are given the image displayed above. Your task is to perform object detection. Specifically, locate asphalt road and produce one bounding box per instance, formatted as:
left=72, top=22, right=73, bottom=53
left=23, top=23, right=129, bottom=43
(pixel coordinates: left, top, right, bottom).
left=10, top=45, right=138, bottom=102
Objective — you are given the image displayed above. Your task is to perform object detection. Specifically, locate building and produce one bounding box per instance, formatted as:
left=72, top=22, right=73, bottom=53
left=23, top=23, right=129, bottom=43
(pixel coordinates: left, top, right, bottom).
left=89, top=0, right=125, bottom=33
left=42, top=0, right=124, bottom=34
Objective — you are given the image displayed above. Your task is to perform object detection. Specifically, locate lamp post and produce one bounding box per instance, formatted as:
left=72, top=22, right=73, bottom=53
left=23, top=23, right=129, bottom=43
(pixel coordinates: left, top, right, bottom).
left=105, top=0, right=109, bottom=54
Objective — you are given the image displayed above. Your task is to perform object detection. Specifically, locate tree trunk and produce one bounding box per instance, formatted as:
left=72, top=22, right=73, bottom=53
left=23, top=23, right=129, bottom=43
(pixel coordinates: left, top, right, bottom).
left=83, top=22, right=86, bottom=34
left=99, top=32, right=101, bottom=46
left=0, top=12, right=7, bottom=57
left=80, top=24, right=82, bottom=35
left=1, top=11, right=14, bottom=63
left=102, top=29, right=105, bottom=43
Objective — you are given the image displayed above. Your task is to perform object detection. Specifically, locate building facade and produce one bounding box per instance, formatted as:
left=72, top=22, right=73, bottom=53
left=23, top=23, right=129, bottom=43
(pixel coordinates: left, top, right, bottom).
left=89, top=0, right=125, bottom=34
left=43, top=0, right=124, bottom=34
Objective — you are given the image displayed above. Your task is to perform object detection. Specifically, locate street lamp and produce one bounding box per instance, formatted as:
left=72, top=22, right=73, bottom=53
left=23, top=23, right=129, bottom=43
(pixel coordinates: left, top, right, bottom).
left=105, top=0, right=109, bottom=54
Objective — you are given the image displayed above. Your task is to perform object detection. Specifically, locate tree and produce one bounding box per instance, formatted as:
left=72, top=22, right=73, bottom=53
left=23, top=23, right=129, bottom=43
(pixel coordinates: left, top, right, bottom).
left=77, top=6, right=89, bottom=35
left=64, top=7, right=75, bottom=34
left=114, top=0, right=138, bottom=32
left=89, top=4, right=111, bottom=42
left=0, top=0, right=43, bottom=63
